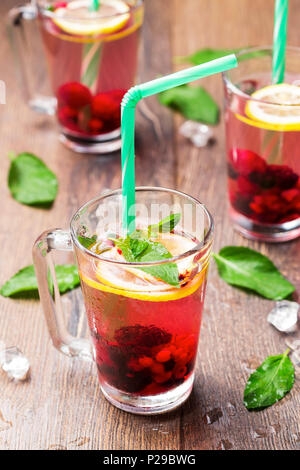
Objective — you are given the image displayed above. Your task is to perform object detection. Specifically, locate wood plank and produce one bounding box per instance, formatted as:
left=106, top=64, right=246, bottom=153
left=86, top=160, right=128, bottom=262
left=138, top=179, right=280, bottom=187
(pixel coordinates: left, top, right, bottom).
left=0, top=0, right=179, bottom=450
left=0, top=0, right=300, bottom=450
left=172, top=0, right=300, bottom=450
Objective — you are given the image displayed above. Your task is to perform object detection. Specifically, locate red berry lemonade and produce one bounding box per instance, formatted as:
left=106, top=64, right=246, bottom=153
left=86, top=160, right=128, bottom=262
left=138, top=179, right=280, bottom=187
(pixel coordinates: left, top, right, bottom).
left=38, top=1, right=143, bottom=143
left=225, top=76, right=300, bottom=236
left=76, top=232, right=210, bottom=398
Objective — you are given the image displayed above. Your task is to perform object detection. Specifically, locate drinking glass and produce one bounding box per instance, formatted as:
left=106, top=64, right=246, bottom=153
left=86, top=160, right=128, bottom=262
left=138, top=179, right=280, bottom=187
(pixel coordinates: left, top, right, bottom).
left=223, top=46, right=300, bottom=242
left=33, top=187, right=214, bottom=414
left=8, top=0, right=144, bottom=154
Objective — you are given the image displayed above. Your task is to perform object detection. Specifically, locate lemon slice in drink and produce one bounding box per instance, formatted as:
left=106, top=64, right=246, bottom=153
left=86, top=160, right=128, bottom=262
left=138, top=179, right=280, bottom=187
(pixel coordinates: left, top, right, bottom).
left=243, top=83, right=300, bottom=131
left=81, top=234, right=206, bottom=301
left=53, top=0, right=130, bottom=36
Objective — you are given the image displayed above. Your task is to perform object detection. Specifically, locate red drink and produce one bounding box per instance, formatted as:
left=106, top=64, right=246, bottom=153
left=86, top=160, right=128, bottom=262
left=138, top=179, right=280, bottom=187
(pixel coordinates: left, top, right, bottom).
left=38, top=0, right=143, bottom=148
left=223, top=47, right=300, bottom=241
left=33, top=188, right=214, bottom=413
left=78, top=232, right=209, bottom=398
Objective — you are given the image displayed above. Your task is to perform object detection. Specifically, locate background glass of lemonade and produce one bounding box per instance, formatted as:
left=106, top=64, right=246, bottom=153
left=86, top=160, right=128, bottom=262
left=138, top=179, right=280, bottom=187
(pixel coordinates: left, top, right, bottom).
left=33, top=188, right=214, bottom=414
left=223, top=47, right=300, bottom=242
left=8, top=0, right=144, bottom=153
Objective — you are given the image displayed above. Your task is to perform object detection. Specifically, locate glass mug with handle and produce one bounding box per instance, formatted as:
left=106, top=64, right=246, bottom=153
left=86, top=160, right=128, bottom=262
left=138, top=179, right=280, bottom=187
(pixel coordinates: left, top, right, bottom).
left=223, top=46, right=300, bottom=242
left=33, top=187, right=214, bottom=414
left=8, top=0, right=144, bottom=154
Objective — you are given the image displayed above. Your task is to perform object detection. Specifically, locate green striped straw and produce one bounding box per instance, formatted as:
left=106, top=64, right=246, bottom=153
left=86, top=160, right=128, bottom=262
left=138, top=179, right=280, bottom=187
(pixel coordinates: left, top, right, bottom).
left=121, top=54, right=238, bottom=233
left=89, top=0, right=100, bottom=11
left=272, top=0, right=289, bottom=84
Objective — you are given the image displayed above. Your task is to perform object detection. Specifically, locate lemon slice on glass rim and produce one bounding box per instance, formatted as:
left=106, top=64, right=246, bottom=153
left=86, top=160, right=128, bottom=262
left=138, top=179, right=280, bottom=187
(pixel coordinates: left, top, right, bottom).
left=53, top=0, right=130, bottom=36
left=238, top=83, right=300, bottom=131
left=80, top=234, right=206, bottom=302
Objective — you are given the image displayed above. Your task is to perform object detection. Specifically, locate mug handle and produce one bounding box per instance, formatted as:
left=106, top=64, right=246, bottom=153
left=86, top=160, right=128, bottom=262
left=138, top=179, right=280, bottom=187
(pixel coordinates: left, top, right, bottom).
left=7, top=3, right=57, bottom=115
left=32, top=229, right=93, bottom=361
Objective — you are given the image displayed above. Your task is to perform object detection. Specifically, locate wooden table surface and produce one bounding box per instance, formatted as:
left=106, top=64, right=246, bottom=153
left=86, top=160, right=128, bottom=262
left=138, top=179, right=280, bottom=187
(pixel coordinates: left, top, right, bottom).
left=1, top=0, right=300, bottom=451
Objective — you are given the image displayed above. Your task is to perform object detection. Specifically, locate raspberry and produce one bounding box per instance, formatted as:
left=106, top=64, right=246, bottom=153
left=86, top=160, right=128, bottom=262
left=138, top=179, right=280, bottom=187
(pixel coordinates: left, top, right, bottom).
left=53, top=1, right=68, bottom=8
left=237, top=176, right=259, bottom=196
left=230, top=191, right=252, bottom=216
left=150, top=363, right=165, bottom=375
left=230, top=148, right=267, bottom=176
left=58, top=106, right=78, bottom=125
left=138, top=356, right=154, bottom=368
left=91, top=92, right=121, bottom=121
left=109, top=89, right=126, bottom=102
left=281, top=188, right=300, bottom=202
left=57, top=82, right=92, bottom=110
left=155, top=349, right=171, bottom=363
left=249, top=170, right=275, bottom=189
left=267, top=165, right=299, bottom=190
left=174, top=366, right=187, bottom=379
left=88, top=118, right=104, bottom=133
left=115, top=325, right=172, bottom=349
left=153, top=371, right=173, bottom=384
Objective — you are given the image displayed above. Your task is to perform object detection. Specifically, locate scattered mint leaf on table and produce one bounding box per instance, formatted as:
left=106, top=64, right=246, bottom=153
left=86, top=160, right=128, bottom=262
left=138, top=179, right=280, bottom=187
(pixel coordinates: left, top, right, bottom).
left=148, top=213, right=181, bottom=235
left=158, top=85, right=219, bottom=125
left=244, top=349, right=294, bottom=410
left=0, top=264, right=79, bottom=298
left=213, top=246, right=295, bottom=300
left=176, top=47, right=270, bottom=66
left=53, top=265, right=80, bottom=294
left=176, top=47, right=240, bottom=65
left=8, top=152, right=58, bottom=207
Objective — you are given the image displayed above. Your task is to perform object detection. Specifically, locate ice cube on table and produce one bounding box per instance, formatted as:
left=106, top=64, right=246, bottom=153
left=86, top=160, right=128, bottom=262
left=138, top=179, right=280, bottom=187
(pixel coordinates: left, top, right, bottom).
left=267, top=300, right=299, bottom=333
left=179, top=121, right=214, bottom=148
left=285, top=337, right=300, bottom=351
left=290, top=349, right=300, bottom=367
left=0, top=347, right=30, bottom=381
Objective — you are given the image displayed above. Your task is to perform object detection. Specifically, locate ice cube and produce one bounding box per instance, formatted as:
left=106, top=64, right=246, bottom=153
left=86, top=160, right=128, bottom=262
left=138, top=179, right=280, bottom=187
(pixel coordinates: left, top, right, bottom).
left=285, top=337, right=300, bottom=351
left=290, top=349, right=300, bottom=367
left=0, top=347, right=30, bottom=381
left=179, top=121, right=214, bottom=147
left=267, top=300, right=299, bottom=332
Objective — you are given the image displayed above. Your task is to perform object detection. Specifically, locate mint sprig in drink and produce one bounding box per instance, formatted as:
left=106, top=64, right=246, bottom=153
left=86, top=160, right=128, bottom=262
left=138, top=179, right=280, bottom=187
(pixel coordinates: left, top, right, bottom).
left=39, top=0, right=144, bottom=152
left=75, top=56, right=237, bottom=414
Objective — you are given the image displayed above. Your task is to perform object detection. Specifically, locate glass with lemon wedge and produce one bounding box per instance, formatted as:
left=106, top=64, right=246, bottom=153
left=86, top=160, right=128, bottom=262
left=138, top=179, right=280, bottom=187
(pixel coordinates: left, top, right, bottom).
left=41, top=0, right=144, bottom=152
left=9, top=0, right=144, bottom=153
left=223, top=47, right=300, bottom=242
left=33, top=188, right=214, bottom=414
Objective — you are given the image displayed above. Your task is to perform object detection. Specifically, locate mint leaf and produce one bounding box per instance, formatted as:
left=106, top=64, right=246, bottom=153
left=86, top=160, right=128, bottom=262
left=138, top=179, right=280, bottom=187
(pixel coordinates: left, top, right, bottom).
left=137, top=241, right=179, bottom=287
left=129, top=236, right=149, bottom=257
left=8, top=152, right=58, bottom=207
left=113, top=237, right=135, bottom=262
left=213, top=246, right=295, bottom=300
left=177, top=47, right=269, bottom=66
left=0, top=264, right=80, bottom=298
left=158, top=85, right=219, bottom=125
left=177, top=47, right=240, bottom=65
left=53, top=265, right=80, bottom=294
left=244, top=349, right=294, bottom=410
left=78, top=234, right=97, bottom=249
left=148, top=213, right=181, bottom=235
left=114, top=237, right=180, bottom=287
